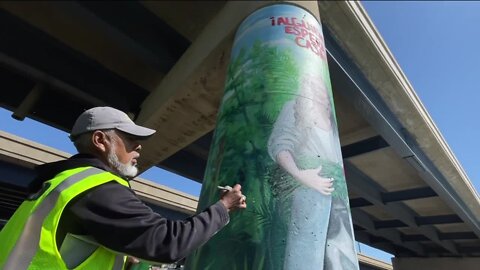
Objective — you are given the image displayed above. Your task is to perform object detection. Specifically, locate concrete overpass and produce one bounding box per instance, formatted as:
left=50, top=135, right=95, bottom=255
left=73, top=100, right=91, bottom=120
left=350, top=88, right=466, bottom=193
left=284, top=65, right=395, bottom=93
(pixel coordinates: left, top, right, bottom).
left=0, top=1, right=479, bottom=268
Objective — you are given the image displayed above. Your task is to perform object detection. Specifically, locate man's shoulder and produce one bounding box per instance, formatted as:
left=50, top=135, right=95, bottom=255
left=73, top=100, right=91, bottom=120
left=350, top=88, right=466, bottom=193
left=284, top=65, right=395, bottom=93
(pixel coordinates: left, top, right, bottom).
left=86, top=181, right=134, bottom=198
left=74, top=181, right=139, bottom=212
left=36, top=154, right=109, bottom=177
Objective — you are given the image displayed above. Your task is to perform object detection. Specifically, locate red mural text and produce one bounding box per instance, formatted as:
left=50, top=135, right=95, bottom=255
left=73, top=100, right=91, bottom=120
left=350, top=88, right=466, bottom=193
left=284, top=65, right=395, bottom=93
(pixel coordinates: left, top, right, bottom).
left=270, top=16, right=326, bottom=60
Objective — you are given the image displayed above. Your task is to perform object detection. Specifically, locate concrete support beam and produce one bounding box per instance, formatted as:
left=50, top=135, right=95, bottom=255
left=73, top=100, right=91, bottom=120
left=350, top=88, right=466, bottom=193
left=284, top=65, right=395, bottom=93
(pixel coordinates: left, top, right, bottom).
left=350, top=198, right=373, bottom=208
left=341, top=135, right=389, bottom=158
left=440, top=232, right=477, bottom=240
left=136, top=1, right=270, bottom=172
left=392, top=257, right=480, bottom=270
left=358, top=254, right=392, bottom=270
left=0, top=52, right=107, bottom=107
left=0, top=1, right=162, bottom=90
left=416, top=214, right=463, bottom=226
left=11, top=83, right=43, bottom=121
left=345, top=161, right=459, bottom=254
left=140, top=1, right=226, bottom=42
left=0, top=130, right=69, bottom=168
left=339, top=126, right=377, bottom=147
left=0, top=130, right=198, bottom=215
left=381, top=187, right=437, bottom=203
left=135, top=1, right=319, bottom=172
left=352, top=208, right=425, bottom=255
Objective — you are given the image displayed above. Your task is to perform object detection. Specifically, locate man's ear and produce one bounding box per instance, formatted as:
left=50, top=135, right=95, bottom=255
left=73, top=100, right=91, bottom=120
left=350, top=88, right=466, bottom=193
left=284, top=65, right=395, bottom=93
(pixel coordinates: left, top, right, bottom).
left=91, top=130, right=110, bottom=153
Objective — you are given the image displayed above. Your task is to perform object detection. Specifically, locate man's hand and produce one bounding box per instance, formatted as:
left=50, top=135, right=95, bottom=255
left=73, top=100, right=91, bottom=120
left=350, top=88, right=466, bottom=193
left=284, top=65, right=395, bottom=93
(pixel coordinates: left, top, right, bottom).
left=219, top=184, right=247, bottom=212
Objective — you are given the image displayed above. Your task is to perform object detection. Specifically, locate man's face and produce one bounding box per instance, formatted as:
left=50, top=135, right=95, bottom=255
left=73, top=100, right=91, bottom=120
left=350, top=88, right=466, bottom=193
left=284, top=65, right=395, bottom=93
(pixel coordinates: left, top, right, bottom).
left=107, top=131, right=142, bottom=178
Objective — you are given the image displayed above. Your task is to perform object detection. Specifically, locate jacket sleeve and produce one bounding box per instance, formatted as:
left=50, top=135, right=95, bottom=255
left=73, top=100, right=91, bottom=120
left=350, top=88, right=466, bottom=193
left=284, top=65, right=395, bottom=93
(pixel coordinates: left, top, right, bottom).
left=67, top=182, right=229, bottom=263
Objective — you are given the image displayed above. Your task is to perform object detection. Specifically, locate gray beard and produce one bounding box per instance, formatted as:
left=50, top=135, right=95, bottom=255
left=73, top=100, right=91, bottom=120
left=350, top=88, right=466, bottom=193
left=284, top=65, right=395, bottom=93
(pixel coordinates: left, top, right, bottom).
left=107, top=145, right=138, bottom=178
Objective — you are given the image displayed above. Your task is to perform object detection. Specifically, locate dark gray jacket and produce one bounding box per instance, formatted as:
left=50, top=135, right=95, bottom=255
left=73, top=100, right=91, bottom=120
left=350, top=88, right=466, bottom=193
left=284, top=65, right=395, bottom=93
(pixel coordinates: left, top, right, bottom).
left=31, top=154, right=229, bottom=263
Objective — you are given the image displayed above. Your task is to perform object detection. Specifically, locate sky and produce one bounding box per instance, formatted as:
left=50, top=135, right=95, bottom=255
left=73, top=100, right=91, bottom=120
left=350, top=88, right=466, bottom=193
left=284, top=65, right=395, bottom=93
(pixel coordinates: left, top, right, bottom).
left=1, top=0, right=479, bottom=265
left=362, top=1, right=480, bottom=194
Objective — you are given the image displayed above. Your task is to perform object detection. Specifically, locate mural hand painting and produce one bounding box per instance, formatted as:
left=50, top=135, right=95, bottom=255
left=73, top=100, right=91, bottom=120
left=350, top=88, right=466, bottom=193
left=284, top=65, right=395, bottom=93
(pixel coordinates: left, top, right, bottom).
left=275, top=152, right=335, bottom=196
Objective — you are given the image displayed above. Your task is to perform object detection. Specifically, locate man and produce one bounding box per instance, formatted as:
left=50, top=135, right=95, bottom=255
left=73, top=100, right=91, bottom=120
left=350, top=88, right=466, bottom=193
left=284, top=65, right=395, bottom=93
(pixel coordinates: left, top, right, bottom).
left=0, top=106, right=247, bottom=269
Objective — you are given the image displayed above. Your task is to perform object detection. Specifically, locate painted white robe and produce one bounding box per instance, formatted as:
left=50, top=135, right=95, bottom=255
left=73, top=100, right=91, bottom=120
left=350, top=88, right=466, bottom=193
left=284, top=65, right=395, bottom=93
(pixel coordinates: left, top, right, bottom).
left=268, top=100, right=359, bottom=270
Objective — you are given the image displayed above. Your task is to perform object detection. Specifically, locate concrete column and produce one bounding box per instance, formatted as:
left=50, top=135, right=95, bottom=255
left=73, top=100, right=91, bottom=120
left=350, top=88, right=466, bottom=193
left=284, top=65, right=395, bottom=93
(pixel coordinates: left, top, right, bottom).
left=393, top=257, right=480, bottom=270
left=186, top=3, right=359, bottom=270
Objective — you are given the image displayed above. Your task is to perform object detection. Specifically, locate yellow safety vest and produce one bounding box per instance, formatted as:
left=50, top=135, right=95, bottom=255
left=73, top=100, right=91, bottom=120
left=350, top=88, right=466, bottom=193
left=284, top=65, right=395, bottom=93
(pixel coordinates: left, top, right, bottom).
left=0, top=166, right=129, bottom=269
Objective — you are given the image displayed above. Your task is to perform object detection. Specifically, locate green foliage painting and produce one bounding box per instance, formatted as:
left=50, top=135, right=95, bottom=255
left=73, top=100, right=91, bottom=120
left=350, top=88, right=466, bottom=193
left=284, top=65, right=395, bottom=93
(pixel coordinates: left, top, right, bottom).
left=186, top=41, right=299, bottom=270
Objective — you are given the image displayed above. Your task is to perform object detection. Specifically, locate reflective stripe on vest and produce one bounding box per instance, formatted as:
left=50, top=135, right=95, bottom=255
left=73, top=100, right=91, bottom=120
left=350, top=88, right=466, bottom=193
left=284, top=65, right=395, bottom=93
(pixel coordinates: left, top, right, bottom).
left=113, top=254, right=125, bottom=270
left=2, top=167, right=127, bottom=270
left=60, top=234, right=125, bottom=269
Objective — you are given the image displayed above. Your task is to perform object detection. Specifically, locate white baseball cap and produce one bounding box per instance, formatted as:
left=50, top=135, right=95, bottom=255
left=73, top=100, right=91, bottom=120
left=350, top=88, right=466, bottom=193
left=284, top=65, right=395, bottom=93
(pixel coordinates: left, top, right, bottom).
left=70, top=107, right=156, bottom=139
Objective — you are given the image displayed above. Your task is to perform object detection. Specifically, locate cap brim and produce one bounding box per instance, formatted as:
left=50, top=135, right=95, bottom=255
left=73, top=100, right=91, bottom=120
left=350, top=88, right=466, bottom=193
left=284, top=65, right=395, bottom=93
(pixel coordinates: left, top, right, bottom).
left=116, top=123, right=156, bottom=138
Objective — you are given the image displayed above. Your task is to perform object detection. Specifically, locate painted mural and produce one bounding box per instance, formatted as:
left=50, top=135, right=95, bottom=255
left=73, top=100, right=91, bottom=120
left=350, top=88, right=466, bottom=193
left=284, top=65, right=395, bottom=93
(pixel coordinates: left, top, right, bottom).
left=186, top=4, right=359, bottom=270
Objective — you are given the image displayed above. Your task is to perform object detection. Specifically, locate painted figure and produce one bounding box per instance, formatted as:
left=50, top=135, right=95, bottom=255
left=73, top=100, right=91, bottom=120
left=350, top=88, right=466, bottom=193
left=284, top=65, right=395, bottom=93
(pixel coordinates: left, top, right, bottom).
left=268, top=74, right=359, bottom=269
